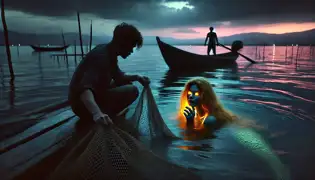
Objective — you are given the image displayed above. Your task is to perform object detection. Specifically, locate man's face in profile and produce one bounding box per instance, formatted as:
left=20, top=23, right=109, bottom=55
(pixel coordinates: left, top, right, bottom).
left=120, top=41, right=136, bottom=59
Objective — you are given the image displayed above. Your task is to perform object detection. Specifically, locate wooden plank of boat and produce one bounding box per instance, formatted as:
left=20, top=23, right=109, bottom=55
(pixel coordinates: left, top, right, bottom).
left=30, top=45, right=70, bottom=52
left=0, top=103, right=131, bottom=180
left=0, top=107, right=78, bottom=180
left=156, top=36, right=239, bottom=71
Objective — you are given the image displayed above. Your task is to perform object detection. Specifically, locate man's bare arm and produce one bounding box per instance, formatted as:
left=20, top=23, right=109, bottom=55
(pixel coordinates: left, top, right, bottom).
left=113, top=63, right=140, bottom=84
left=122, top=74, right=140, bottom=82
left=215, top=34, right=219, bottom=44
left=80, top=89, right=103, bottom=118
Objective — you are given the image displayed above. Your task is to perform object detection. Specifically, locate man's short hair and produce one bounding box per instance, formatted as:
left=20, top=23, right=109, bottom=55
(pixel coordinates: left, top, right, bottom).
left=113, top=22, right=143, bottom=49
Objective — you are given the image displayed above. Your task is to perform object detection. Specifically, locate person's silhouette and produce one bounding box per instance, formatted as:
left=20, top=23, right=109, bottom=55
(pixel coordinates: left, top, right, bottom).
left=204, top=27, right=219, bottom=56
left=69, top=22, right=150, bottom=128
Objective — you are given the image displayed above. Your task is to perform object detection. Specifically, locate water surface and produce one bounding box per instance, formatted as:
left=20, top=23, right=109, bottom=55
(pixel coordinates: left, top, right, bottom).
left=1, top=45, right=315, bottom=180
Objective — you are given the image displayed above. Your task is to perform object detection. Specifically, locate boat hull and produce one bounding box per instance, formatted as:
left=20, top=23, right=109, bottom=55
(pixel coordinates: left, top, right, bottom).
left=30, top=45, right=69, bottom=52
left=156, top=37, right=239, bottom=71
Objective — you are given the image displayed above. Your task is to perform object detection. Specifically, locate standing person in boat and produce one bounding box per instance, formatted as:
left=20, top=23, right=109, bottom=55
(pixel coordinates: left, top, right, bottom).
left=68, top=22, right=150, bottom=127
left=204, top=27, right=219, bottom=56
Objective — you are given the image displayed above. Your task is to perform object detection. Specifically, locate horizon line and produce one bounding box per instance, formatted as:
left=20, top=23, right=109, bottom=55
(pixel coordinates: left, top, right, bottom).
left=1, top=28, right=314, bottom=39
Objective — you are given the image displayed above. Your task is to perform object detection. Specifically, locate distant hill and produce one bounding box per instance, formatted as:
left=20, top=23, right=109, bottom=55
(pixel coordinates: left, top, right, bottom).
left=218, top=28, right=315, bottom=45
left=0, top=31, right=111, bottom=45
left=1, top=28, right=315, bottom=46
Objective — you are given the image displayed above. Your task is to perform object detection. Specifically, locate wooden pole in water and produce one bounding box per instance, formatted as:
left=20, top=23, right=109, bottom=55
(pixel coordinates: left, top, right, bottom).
left=295, top=45, right=299, bottom=67
left=74, top=40, right=77, bottom=62
left=285, top=45, right=287, bottom=61
left=17, top=45, right=19, bottom=57
left=61, top=30, right=68, bottom=61
left=89, top=20, right=93, bottom=51
left=1, top=0, right=15, bottom=80
left=263, top=44, right=265, bottom=61
left=291, top=45, right=294, bottom=59
left=77, top=12, right=84, bottom=58
left=255, top=46, right=257, bottom=58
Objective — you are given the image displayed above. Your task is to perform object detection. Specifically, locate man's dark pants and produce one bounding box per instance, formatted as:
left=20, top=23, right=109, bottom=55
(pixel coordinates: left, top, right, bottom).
left=70, top=81, right=139, bottom=133
left=207, top=44, right=216, bottom=56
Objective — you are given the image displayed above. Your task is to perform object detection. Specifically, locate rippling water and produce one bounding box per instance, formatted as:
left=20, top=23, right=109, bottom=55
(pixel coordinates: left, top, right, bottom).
left=1, top=45, right=315, bottom=180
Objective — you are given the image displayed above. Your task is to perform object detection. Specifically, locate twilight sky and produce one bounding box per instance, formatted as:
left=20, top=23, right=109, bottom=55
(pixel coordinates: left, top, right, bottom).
left=1, top=0, right=315, bottom=39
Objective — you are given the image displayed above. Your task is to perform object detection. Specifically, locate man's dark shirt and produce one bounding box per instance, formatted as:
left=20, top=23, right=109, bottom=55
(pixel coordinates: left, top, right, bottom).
left=68, top=44, right=127, bottom=104
left=207, top=32, right=218, bottom=46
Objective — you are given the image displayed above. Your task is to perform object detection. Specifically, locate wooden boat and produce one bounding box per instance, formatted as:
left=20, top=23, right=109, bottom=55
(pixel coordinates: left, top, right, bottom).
left=0, top=102, right=129, bottom=180
left=156, top=36, right=240, bottom=71
left=0, top=105, right=77, bottom=180
left=30, top=45, right=69, bottom=52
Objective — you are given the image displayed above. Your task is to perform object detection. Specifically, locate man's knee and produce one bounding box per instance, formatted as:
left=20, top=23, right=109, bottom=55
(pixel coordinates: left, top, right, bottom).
left=129, top=84, right=139, bottom=100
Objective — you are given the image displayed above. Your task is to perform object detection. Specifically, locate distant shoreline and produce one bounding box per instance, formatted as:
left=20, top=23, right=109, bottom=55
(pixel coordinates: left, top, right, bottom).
left=0, top=44, right=314, bottom=46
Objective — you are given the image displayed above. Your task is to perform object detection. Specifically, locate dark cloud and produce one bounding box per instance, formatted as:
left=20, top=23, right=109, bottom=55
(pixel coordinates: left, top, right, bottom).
left=4, top=0, right=315, bottom=28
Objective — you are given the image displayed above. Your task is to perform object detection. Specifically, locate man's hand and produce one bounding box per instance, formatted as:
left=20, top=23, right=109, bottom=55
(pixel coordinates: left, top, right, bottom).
left=93, top=112, right=113, bottom=125
left=137, top=75, right=150, bottom=87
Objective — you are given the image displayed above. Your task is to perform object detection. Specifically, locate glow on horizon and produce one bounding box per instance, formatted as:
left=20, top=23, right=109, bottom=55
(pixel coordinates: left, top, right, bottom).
left=2, top=10, right=314, bottom=39
left=160, top=1, right=194, bottom=10
left=144, top=22, right=315, bottom=39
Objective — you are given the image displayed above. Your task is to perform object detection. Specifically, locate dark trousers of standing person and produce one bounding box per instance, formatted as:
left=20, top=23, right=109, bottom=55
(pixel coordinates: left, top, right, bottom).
left=70, top=81, right=139, bottom=134
left=207, top=44, right=216, bottom=56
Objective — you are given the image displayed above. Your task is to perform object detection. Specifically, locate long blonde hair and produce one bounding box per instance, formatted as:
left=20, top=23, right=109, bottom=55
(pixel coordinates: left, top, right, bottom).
left=177, top=77, right=238, bottom=129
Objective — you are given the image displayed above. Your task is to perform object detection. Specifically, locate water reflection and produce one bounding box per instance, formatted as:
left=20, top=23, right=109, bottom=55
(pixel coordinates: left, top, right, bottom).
left=158, top=65, right=242, bottom=141
left=148, top=136, right=213, bottom=159
left=9, top=79, right=15, bottom=109
left=158, top=65, right=240, bottom=101
left=36, top=52, right=44, bottom=80
left=0, top=64, right=5, bottom=105
left=0, top=45, right=314, bottom=179
left=179, top=126, right=218, bottom=141
left=176, top=143, right=212, bottom=152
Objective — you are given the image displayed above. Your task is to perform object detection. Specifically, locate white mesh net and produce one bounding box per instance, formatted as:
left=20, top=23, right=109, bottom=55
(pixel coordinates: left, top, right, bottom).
left=48, top=87, right=201, bottom=180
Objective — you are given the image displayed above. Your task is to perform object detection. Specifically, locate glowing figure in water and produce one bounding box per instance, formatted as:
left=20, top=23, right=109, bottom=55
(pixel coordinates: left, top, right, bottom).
left=177, top=77, right=290, bottom=179
left=178, top=77, right=238, bottom=129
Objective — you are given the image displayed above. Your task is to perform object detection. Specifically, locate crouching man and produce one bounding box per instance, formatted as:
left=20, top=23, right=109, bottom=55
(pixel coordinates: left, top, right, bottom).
left=68, top=22, right=150, bottom=127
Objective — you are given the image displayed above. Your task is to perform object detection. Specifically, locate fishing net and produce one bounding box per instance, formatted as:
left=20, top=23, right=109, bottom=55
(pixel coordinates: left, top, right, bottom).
left=48, top=86, right=201, bottom=180
left=119, top=86, right=179, bottom=140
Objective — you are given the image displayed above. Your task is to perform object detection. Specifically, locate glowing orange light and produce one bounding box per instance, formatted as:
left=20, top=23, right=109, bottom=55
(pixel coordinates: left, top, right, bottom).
left=178, top=92, right=209, bottom=130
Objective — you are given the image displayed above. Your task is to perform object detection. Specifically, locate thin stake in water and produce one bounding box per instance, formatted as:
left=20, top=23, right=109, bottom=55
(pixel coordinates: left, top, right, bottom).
left=74, top=40, right=77, bottom=64
left=285, top=45, right=288, bottom=61
left=77, top=12, right=84, bottom=58
left=295, top=45, right=299, bottom=67
left=61, top=30, right=68, bottom=61
left=263, top=44, right=265, bottom=61
left=1, top=0, right=15, bottom=79
left=89, top=20, right=93, bottom=51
